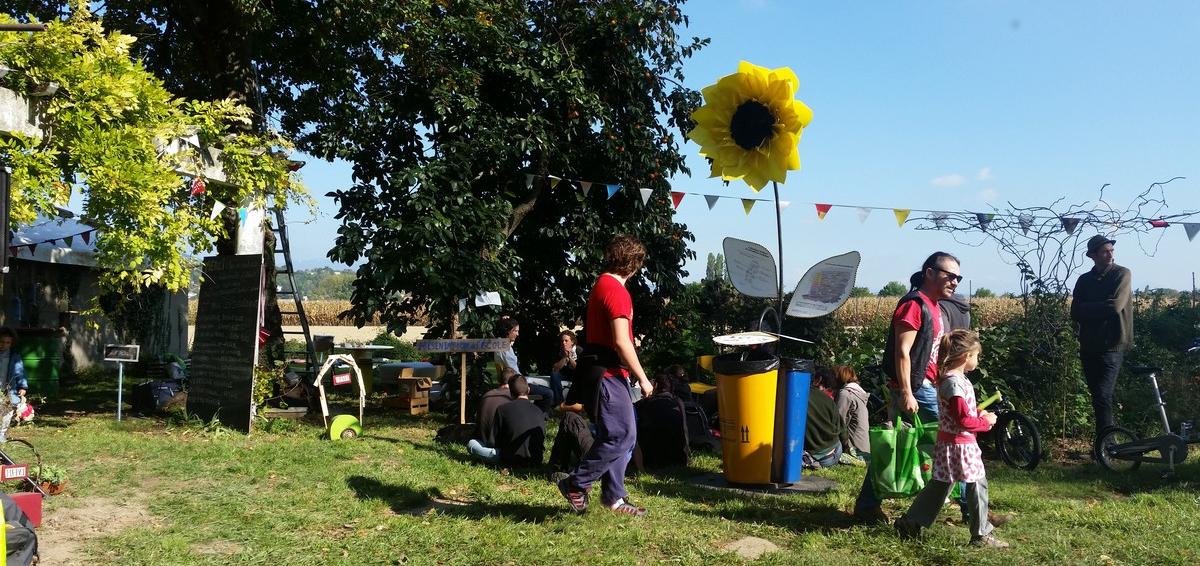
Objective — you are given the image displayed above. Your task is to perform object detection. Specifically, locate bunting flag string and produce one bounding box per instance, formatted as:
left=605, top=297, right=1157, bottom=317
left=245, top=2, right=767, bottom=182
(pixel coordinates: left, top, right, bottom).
left=6, top=227, right=98, bottom=254
left=517, top=172, right=1199, bottom=240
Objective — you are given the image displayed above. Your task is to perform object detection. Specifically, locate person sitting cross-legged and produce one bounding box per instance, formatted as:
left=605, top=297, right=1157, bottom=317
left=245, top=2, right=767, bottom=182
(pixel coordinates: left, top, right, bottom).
left=493, top=375, right=547, bottom=467
left=803, top=366, right=848, bottom=469
left=467, top=368, right=517, bottom=462
left=632, top=372, right=689, bottom=471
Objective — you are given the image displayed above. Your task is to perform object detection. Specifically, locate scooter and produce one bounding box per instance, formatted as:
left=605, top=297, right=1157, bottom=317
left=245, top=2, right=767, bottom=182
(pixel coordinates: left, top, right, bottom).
left=1094, top=339, right=1200, bottom=475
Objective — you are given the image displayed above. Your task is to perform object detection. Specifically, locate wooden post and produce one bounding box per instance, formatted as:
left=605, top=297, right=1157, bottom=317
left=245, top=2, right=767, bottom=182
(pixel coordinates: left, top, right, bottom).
left=460, top=352, right=468, bottom=424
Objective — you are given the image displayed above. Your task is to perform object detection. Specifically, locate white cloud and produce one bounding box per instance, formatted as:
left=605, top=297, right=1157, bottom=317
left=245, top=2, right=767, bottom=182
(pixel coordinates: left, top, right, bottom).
left=977, top=167, right=993, bottom=181
left=931, top=174, right=966, bottom=188
left=977, top=188, right=998, bottom=202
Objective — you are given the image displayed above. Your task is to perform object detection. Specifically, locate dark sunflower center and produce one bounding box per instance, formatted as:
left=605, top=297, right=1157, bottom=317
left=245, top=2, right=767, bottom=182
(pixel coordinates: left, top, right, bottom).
left=729, top=100, right=776, bottom=150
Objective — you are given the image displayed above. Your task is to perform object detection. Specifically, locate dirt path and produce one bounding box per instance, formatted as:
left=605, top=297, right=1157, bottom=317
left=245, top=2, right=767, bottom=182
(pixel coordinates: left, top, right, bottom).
left=187, top=325, right=430, bottom=348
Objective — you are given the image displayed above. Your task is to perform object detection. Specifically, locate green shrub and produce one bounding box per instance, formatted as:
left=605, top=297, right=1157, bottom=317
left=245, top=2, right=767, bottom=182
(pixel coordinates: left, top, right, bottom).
left=370, top=331, right=420, bottom=361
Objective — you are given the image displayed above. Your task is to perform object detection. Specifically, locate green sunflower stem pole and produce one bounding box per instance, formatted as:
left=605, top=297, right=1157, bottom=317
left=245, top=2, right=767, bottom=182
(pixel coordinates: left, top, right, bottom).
left=772, top=181, right=784, bottom=322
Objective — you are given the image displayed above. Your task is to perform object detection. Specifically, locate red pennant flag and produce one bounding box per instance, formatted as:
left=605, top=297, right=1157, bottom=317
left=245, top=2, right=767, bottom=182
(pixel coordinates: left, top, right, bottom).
left=190, top=177, right=206, bottom=196
left=815, top=203, right=832, bottom=220
left=1149, top=219, right=1169, bottom=228
left=81, top=231, right=92, bottom=245
left=670, top=192, right=685, bottom=210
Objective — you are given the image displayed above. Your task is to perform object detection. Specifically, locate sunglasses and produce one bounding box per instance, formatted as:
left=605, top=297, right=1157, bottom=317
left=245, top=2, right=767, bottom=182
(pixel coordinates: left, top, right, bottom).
left=932, top=267, right=963, bottom=283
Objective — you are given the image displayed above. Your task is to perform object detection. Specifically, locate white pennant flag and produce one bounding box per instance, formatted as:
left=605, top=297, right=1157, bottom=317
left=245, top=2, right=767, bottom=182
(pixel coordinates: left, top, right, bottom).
left=777, top=200, right=791, bottom=210
left=1185, top=223, right=1200, bottom=242
left=639, top=188, right=653, bottom=206
left=580, top=181, right=593, bottom=196
left=1018, top=213, right=1034, bottom=234
left=525, top=174, right=535, bottom=190
left=857, top=207, right=871, bottom=223
left=210, top=201, right=226, bottom=221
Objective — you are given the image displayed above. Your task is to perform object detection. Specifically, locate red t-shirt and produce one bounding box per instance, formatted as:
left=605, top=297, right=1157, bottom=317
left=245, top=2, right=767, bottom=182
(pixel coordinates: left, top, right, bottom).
left=891, top=291, right=943, bottom=382
left=585, top=274, right=633, bottom=377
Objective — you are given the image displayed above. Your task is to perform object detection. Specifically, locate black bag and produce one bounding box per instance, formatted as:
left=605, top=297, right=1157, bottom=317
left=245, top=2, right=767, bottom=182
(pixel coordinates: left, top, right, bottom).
left=132, top=380, right=182, bottom=415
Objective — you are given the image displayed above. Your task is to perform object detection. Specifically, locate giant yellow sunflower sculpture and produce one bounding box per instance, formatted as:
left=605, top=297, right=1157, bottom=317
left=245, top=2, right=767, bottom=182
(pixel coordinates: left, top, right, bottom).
left=688, top=61, right=813, bottom=191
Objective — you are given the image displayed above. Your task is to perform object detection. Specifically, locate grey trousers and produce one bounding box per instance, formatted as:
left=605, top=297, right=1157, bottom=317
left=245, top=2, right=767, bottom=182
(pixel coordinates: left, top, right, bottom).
left=901, top=477, right=994, bottom=538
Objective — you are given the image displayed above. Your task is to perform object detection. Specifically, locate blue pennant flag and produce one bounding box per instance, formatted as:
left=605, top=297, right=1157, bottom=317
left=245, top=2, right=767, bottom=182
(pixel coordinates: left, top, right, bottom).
left=606, top=184, right=621, bottom=200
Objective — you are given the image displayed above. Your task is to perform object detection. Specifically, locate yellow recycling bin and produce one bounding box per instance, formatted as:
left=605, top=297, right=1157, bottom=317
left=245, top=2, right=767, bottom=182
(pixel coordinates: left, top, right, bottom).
left=714, top=350, right=780, bottom=485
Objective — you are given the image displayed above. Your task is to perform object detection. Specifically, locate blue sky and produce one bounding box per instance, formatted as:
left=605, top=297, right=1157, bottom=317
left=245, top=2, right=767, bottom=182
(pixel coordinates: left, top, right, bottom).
left=285, top=0, right=1200, bottom=294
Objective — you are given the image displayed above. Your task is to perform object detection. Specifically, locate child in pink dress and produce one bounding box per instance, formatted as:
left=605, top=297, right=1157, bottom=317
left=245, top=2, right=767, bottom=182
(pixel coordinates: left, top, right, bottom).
left=895, top=329, right=1010, bottom=548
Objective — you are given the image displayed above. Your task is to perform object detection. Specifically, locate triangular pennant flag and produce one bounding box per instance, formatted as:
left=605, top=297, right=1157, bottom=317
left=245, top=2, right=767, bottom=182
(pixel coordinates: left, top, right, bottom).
left=238, top=207, right=248, bottom=225
left=46, top=239, right=56, bottom=247
left=1149, top=219, right=1169, bottom=228
left=1060, top=217, right=1080, bottom=235
left=815, top=203, right=832, bottom=220
left=548, top=176, right=562, bottom=189
left=976, top=212, right=995, bottom=231
left=933, top=213, right=948, bottom=229
left=580, top=181, right=593, bottom=196
left=28, top=243, right=37, bottom=254
left=81, top=231, right=92, bottom=245
left=639, top=188, right=653, bottom=206
left=7, top=246, right=16, bottom=257
left=777, top=200, right=791, bottom=210
left=63, top=235, right=73, bottom=247
left=210, top=201, right=227, bottom=221
left=190, top=177, right=206, bottom=196
left=857, top=207, right=871, bottom=223
left=670, top=191, right=685, bottom=210
left=1184, top=223, right=1200, bottom=241
left=525, top=174, right=535, bottom=190
left=606, top=184, right=621, bottom=200
left=705, top=195, right=720, bottom=210
left=1018, top=213, right=1034, bottom=234
left=893, top=209, right=911, bottom=227
left=741, top=199, right=756, bottom=215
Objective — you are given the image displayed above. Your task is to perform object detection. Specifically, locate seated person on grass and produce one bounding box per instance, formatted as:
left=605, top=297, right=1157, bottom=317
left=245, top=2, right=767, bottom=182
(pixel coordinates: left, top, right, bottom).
left=832, top=364, right=871, bottom=461
left=549, top=362, right=598, bottom=472
left=492, top=316, right=555, bottom=414
left=467, top=368, right=516, bottom=462
left=663, top=364, right=694, bottom=403
left=632, top=372, right=689, bottom=471
left=804, top=366, right=848, bottom=469
left=549, top=330, right=582, bottom=406
left=492, top=375, right=546, bottom=467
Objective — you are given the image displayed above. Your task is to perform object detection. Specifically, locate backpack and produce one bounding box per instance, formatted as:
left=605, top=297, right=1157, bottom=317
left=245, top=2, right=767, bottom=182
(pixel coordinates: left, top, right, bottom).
left=132, top=380, right=182, bottom=416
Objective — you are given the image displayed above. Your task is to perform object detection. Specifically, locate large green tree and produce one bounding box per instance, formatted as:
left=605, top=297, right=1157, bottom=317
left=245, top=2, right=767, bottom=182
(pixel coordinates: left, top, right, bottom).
left=6, top=1, right=707, bottom=366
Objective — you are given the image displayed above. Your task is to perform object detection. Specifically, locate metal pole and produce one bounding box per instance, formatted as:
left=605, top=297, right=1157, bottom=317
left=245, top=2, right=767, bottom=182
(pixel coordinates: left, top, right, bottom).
left=116, top=361, right=124, bottom=421
left=459, top=352, right=467, bottom=425
left=772, top=181, right=784, bottom=319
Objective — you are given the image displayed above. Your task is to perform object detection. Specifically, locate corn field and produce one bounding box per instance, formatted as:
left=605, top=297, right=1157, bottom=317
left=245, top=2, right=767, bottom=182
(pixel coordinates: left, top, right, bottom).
left=832, top=297, right=1025, bottom=328
left=187, top=300, right=380, bottom=326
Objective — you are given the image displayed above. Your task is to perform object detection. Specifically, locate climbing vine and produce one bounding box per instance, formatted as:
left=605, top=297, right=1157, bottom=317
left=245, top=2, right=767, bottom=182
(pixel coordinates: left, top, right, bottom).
left=0, top=5, right=309, bottom=293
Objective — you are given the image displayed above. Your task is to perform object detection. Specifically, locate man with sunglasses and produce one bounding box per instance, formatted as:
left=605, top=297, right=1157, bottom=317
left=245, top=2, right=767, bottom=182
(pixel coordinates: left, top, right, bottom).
left=855, top=251, right=961, bottom=524
left=1071, top=235, right=1132, bottom=460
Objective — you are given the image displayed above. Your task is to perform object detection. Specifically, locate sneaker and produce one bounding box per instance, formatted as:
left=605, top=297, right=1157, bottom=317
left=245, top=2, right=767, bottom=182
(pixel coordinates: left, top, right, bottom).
left=609, top=501, right=646, bottom=517
left=557, top=478, right=588, bottom=513
left=970, top=534, right=1010, bottom=549
left=894, top=518, right=921, bottom=540
left=854, top=507, right=890, bottom=525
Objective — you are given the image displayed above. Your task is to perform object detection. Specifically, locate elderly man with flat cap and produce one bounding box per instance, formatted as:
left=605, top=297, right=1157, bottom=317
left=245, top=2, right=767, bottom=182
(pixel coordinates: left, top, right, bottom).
left=1070, top=234, right=1133, bottom=457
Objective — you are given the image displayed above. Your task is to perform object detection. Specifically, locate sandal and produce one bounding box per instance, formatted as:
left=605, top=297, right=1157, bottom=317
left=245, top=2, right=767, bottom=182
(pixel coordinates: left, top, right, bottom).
left=557, top=478, right=588, bottom=513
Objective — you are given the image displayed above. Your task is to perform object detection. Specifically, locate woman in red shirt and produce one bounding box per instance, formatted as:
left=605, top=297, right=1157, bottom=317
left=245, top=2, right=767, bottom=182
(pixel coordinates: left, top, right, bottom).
left=558, top=235, right=653, bottom=517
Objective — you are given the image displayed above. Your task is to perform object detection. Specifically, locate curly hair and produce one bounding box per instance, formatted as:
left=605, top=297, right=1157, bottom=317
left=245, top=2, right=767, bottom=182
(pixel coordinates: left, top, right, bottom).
left=602, top=235, right=646, bottom=277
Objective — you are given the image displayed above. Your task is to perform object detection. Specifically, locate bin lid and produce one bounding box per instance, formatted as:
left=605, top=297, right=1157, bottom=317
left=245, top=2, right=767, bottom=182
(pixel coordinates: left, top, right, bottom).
left=713, top=331, right=778, bottom=347
left=712, top=349, right=779, bottom=374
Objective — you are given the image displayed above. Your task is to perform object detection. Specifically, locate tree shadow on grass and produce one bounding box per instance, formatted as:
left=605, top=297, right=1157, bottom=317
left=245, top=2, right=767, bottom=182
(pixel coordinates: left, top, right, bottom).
left=406, top=441, right=561, bottom=482
left=346, top=475, right=562, bottom=523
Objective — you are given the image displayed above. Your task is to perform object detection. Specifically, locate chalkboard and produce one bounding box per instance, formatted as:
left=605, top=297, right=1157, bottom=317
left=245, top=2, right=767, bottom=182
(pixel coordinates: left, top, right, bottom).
left=187, top=254, right=264, bottom=433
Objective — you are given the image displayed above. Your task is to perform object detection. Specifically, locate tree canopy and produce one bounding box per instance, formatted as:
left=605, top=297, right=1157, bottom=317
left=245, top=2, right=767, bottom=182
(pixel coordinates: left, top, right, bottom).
left=878, top=281, right=908, bottom=297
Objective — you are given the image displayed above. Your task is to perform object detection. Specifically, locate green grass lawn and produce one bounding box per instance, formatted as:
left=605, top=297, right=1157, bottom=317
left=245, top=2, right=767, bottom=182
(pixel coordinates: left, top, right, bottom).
left=10, top=376, right=1200, bottom=565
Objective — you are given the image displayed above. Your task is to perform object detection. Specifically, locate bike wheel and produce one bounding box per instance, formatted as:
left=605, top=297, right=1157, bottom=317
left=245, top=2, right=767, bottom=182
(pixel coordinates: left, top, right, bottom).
left=1095, top=426, right=1141, bottom=472
left=996, top=412, right=1043, bottom=470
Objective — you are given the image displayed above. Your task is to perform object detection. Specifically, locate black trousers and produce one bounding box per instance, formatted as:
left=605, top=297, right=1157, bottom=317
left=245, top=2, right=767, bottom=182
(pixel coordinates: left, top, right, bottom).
left=1080, top=350, right=1123, bottom=436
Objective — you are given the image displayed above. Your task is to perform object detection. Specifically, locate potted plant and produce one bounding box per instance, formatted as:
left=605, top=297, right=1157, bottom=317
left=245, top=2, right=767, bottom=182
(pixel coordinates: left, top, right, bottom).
left=28, top=463, right=68, bottom=495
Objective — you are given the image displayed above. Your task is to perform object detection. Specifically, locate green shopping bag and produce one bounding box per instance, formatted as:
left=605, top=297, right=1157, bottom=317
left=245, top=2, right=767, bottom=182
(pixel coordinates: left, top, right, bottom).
left=914, top=413, right=938, bottom=485
left=867, top=416, right=925, bottom=499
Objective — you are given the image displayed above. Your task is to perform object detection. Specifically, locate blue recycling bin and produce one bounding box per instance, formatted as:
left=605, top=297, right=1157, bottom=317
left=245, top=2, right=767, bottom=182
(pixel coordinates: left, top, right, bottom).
left=776, top=359, right=813, bottom=484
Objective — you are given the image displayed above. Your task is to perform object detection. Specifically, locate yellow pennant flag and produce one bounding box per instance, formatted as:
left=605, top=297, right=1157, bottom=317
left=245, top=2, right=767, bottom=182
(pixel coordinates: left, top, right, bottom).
left=893, top=208, right=911, bottom=227
left=742, top=199, right=756, bottom=215
left=548, top=176, right=562, bottom=189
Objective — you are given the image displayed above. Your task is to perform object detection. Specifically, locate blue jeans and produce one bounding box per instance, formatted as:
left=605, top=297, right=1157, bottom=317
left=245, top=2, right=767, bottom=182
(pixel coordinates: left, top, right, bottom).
left=550, top=371, right=565, bottom=406
left=856, top=382, right=959, bottom=514
left=814, top=443, right=843, bottom=469
left=467, top=439, right=499, bottom=464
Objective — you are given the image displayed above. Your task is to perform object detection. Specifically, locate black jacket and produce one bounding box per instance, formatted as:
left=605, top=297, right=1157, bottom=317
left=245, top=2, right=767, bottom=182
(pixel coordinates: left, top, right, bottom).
left=883, top=290, right=937, bottom=393
left=939, top=294, right=971, bottom=331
